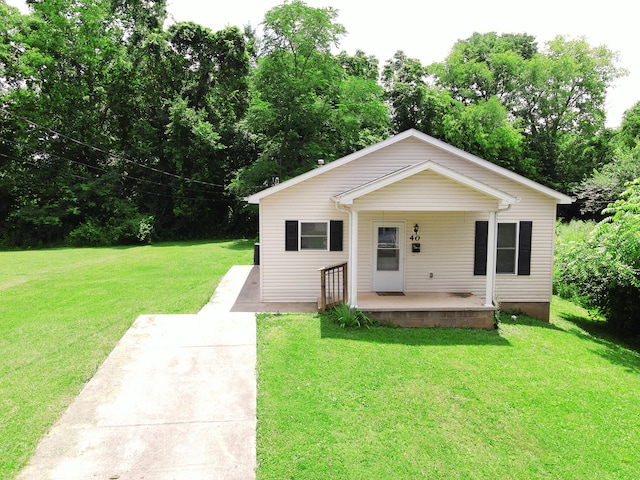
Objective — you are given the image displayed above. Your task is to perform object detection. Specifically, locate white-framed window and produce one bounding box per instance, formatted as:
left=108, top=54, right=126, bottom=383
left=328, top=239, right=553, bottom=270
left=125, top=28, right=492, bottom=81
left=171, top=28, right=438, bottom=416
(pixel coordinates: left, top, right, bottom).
left=300, top=222, right=328, bottom=250
left=285, top=220, right=343, bottom=252
left=474, top=220, right=532, bottom=276
left=496, top=222, right=517, bottom=274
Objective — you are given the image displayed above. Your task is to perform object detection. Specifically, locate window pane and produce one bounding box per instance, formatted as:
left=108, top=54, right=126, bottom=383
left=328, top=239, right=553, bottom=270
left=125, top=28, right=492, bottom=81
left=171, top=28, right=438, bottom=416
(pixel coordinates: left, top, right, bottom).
left=301, top=222, right=327, bottom=236
left=377, top=249, right=399, bottom=271
left=497, top=223, right=516, bottom=248
left=496, top=249, right=515, bottom=273
left=301, top=236, right=327, bottom=250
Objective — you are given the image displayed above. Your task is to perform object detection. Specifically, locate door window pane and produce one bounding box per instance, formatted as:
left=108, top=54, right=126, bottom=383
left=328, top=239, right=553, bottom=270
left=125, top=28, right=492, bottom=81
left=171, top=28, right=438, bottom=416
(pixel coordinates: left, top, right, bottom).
left=377, top=227, right=399, bottom=271
left=377, top=249, right=399, bottom=271
left=378, top=227, right=398, bottom=248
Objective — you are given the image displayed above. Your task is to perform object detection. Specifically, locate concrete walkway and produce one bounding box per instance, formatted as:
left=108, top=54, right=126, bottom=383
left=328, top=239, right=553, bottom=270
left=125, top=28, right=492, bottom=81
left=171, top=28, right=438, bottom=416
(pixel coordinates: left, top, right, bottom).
left=18, top=265, right=258, bottom=480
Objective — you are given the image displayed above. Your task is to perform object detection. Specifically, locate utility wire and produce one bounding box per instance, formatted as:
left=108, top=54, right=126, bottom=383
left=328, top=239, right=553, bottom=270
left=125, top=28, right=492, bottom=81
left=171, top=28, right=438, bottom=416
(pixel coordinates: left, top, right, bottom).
left=0, top=135, right=224, bottom=194
left=0, top=107, right=229, bottom=188
left=0, top=152, right=232, bottom=203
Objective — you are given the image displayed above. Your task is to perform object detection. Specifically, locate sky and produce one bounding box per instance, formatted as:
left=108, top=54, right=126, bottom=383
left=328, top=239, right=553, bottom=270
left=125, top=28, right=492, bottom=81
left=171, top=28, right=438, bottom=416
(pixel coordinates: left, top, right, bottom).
left=6, top=0, right=638, bottom=127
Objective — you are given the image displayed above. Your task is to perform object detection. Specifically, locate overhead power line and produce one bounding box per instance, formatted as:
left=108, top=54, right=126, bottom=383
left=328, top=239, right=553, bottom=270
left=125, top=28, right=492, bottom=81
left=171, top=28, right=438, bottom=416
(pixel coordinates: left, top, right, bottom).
left=0, top=135, right=223, bottom=194
left=0, top=107, right=229, bottom=189
left=0, top=152, right=232, bottom=203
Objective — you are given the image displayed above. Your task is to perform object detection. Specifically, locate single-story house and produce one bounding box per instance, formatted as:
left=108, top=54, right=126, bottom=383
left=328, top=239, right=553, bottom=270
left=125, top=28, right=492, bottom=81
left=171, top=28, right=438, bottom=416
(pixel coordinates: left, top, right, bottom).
left=246, top=129, right=573, bottom=328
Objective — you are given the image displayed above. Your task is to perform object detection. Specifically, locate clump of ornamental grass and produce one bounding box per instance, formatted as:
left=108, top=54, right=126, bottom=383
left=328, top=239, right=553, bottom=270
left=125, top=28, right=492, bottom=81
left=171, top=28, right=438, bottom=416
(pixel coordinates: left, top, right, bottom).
left=325, top=302, right=374, bottom=328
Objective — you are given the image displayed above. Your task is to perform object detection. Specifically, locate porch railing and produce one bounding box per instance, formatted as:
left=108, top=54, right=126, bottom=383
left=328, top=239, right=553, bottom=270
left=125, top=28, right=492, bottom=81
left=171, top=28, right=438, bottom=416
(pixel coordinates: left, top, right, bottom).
left=319, top=262, right=348, bottom=312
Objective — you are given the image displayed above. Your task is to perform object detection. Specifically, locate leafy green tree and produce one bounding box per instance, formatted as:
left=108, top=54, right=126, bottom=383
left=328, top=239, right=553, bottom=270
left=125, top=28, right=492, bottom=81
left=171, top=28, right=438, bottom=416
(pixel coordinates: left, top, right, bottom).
left=431, top=32, right=537, bottom=107
left=382, top=49, right=529, bottom=174
left=575, top=145, right=640, bottom=215
left=337, top=49, right=379, bottom=81
left=516, top=36, right=624, bottom=187
left=441, top=96, right=528, bottom=173
left=382, top=51, right=453, bottom=137
left=559, top=179, right=640, bottom=334
left=428, top=33, right=624, bottom=190
left=246, top=0, right=346, bottom=180
left=1, top=0, right=253, bottom=245
left=617, top=100, right=640, bottom=149
left=237, top=0, right=389, bottom=194
left=0, top=0, right=131, bottom=245
left=575, top=102, right=640, bottom=216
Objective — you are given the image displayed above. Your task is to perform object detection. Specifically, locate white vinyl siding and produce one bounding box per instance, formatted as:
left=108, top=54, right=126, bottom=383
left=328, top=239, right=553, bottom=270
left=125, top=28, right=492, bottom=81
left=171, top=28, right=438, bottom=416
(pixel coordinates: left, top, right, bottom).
left=259, top=195, right=348, bottom=302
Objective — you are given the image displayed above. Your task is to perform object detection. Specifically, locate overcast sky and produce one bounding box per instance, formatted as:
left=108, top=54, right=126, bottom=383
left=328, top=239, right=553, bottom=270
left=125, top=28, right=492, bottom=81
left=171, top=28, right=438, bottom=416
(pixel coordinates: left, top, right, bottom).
left=6, top=0, right=638, bottom=127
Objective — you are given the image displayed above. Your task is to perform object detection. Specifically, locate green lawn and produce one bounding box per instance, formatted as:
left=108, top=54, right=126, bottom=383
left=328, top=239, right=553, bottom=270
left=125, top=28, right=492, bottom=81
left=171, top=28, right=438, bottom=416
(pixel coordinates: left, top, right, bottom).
left=0, top=241, right=253, bottom=479
left=257, top=298, right=640, bottom=479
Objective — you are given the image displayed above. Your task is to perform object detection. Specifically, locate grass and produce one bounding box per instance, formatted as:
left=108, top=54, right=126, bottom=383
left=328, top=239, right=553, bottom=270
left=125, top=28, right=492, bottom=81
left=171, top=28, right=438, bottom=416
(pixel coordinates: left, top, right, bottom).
left=4, top=241, right=640, bottom=479
left=256, top=297, right=640, bottom=479
left=0, top=240, right=253, bottom=479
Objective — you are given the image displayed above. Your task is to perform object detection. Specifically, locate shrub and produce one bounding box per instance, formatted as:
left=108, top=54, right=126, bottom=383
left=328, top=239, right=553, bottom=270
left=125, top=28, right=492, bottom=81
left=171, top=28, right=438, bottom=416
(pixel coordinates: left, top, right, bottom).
left=136, top=216, right=155, bottom=244
left=325, top=302, right=374, bottom=329
left=553, top=219, right=595, bottom=303
left=558, top=179, right=640, bottom=334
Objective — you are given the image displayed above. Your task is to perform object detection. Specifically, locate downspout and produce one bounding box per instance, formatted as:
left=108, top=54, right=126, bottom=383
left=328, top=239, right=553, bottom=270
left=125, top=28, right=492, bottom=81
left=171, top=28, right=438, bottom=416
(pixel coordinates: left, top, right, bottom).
left=334, top=199, right=358, bottom=307
left=486, top=202, right=515, bottom=307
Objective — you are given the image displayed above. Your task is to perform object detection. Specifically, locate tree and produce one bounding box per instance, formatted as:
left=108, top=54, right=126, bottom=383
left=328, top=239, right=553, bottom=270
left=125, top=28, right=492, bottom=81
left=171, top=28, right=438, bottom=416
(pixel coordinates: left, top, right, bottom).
left=1, top=0, right=253, bottom=246
left=441, top=96, right=529, bottom=173
left=431, top=32, right=537, bottom=107
left=382, top=49, right=529, bottom=174
left=246, top=1, right=346, bottom=180
left=382, top=51, right=453, bottom=137
left=575, top=104, right=640, bottom=215
left=236, top=0, right=388, bottom=194
left=1, top=0, right=133, bottom=246
left=575, top=145, right=640, bottom=216
left=516, top=36, right=624, bottom=187
left=617, top=100, right=640, bottom=149
left=429, top=33, right=625, bottom=190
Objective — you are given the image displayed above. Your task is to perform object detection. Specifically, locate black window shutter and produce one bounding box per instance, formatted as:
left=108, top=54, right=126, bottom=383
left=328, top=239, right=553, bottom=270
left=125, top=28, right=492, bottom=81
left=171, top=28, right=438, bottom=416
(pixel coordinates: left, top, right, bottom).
left=474, top=221, right=488, bottom=276
left=517, top=221, right=532, bottom=275
left=285, top=220, right=298, bottom=251
left=329, top=220, right=343, bottom=251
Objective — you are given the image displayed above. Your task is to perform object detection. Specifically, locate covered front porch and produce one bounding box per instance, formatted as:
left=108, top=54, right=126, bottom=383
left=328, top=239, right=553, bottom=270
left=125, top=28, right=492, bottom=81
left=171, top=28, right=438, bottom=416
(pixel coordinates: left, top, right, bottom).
left=325, top=161, right=519, bottom=329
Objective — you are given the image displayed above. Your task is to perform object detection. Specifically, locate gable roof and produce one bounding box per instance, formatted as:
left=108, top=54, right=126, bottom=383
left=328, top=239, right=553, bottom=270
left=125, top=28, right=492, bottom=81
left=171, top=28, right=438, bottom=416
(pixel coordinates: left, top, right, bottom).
left=331, top=160, right=519, bottom=210
left=246, top=129, right=574, bottom=204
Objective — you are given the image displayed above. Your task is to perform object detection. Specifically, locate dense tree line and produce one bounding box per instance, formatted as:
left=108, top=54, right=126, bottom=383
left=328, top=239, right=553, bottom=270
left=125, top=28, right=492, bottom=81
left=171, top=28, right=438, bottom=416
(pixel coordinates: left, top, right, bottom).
left=1, top=0, right=638, bottom=248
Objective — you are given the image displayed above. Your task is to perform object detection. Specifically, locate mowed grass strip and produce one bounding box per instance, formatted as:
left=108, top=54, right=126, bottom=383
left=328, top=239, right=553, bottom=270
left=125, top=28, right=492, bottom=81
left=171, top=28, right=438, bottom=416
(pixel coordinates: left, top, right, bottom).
left=256, top=298, right=640, bottom=479
left=0, top=240, right=252, bottom=479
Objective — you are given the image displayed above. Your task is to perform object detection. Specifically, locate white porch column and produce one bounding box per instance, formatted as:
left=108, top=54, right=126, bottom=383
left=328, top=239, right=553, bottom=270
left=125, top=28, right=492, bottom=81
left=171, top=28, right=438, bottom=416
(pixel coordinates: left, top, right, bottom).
left=348, top=209, right=359, bottom=307
left=484, top=211, right=498, bottom=307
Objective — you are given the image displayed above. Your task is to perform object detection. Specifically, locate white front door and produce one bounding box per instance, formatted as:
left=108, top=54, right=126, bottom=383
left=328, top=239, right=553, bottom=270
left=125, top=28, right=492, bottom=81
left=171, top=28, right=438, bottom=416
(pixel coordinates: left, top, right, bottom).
left=372, top=221, right=405, bottom=292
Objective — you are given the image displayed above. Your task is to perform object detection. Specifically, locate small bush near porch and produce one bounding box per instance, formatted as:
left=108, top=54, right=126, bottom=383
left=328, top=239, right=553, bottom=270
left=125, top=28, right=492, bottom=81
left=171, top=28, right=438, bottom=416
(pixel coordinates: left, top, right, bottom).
left=256, top=297, right=640, bottom=479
